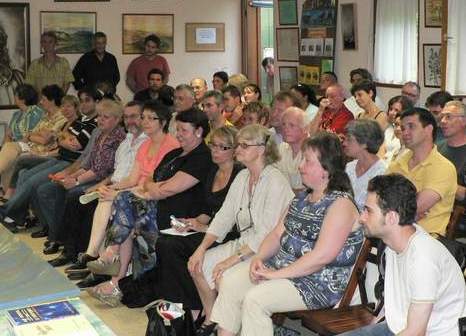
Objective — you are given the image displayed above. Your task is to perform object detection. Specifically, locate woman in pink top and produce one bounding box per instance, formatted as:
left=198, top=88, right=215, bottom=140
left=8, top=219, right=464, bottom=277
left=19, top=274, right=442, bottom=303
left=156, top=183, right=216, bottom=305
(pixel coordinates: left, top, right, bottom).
left=66, top=101, right=179, bottom=290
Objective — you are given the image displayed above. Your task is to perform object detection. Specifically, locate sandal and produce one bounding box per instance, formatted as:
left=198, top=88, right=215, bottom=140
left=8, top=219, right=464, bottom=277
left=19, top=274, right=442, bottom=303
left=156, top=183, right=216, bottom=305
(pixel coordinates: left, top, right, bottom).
left=87, top=280, right=122, bottom=307
left=87, top=254, right=120, bottom=276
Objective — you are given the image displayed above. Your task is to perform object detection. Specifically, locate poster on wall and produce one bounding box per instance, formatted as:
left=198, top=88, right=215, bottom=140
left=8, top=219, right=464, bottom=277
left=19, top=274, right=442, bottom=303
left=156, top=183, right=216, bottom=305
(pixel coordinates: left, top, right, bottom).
left=122, top=14, right=174, bottom=54
left=0, top=3, right=29, bottom=109
left=423, top=44, right=441, bottom=88
left=425, top=0, right=442, bottom=27
left=279, top=66, right=298, bottom=90
left=40, top=11, right=96, bottom=54
left=299, top=0, right=338, bottom=90
left=340, top=3, right=357, bottom=50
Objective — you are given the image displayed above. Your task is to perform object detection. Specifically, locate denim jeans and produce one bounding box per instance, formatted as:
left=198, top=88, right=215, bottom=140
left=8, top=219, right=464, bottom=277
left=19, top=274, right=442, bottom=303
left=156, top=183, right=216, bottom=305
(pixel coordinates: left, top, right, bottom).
left=3, top=158, right=70, bottom=224
left=337, top=321, right=394, bottom=336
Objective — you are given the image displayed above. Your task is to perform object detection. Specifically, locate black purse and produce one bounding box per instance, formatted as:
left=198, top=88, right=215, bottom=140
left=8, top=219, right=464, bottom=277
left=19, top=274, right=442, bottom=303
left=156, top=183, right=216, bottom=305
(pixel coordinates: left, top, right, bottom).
left=145, top=299, right=195, bottom=336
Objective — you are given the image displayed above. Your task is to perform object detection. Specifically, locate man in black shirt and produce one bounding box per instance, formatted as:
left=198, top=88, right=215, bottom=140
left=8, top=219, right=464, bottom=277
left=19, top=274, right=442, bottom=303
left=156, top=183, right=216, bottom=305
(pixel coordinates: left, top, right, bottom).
left=133, top=68, right=174, bottom=105
left=72, top=32, right=120, bottom=91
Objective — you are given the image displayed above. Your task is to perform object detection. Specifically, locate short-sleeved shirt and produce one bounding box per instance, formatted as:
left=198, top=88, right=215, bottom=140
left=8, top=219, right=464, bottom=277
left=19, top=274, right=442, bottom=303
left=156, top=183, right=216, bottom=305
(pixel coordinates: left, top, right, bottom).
left=29, top=111, right=67, bottom=153
left=126, top=55, right=170, bottom=93
left=387, top=146, right=457, bottom=234
left=384, top=225, right=466, bottom=335
left=8, top=105, right=44, bottom=141
left=72, top=50, right=120, bottom=90
left=135, top=134, right=179, bottom=184
left=274, top=142, right=304, bottom=190
left=319, top=105, right=354, bottom=135
left=110, top=132, right=148, bottom=184
left=346, top=159, right=387, bottom=211
left=25, top=56, right=74, bottom=92
left=153, top=142, right=214, bottom=229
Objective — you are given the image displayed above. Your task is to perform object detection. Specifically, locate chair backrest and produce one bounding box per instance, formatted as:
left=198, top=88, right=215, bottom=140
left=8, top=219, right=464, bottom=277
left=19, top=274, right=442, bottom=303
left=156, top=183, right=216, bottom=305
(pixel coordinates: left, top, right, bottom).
left=337, top=239, right=373, bottom=307
left=446, top=204, right=465, bottom=240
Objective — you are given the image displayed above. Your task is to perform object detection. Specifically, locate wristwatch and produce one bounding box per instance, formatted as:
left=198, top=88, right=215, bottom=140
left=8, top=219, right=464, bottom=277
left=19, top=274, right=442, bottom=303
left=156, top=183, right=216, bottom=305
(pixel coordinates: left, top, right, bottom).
left=237, top=251, right=246, bottom=262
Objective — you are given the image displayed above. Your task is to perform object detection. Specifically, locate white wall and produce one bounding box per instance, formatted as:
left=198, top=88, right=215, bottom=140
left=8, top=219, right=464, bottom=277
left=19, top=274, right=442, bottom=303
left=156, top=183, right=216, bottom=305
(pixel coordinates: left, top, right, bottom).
left=274, top=0, right=442, bottom=107
left=1, top=0, right=242, bottom=122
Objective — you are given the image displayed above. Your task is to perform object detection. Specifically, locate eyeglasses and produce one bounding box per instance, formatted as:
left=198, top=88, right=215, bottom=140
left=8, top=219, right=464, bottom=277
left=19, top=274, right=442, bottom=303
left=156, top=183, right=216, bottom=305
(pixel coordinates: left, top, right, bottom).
left=439, top=113, right=465, bottom=121
left=235, top=142, right=265, bottom=149
left=208, top=142, right=232, bottom=151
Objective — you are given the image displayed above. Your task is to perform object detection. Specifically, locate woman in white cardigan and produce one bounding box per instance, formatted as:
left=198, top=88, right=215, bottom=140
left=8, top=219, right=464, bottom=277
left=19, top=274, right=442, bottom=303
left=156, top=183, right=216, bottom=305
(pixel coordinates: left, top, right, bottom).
left=188, top=124, right=294, bottom=336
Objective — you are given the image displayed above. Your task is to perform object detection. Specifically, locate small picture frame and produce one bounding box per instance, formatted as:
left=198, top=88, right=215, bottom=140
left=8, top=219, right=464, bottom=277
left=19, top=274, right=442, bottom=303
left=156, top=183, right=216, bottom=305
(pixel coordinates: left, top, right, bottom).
left=341, top=3, right=357, bottom=50
left=279, top=66, right=298, bottom=90
left=40, top=11, right=96, bottom=54
left=276, top=27, right=299, bottom=62
left=185, top=23, right=225, bottom=52
left=278, top=0, right=298, bottom=25
left=423, top=44, right=441, bottom=88
left=122, top=14, right=174, bottom=54
left=425, top=0, right=442, bottom=28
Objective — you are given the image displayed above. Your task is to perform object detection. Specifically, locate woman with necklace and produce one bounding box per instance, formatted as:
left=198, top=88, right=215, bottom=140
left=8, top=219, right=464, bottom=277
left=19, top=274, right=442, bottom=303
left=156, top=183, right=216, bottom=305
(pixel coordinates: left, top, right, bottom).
left=188, top=124, right=294, bottom=336
left=206, top=132, right=363, bottom=336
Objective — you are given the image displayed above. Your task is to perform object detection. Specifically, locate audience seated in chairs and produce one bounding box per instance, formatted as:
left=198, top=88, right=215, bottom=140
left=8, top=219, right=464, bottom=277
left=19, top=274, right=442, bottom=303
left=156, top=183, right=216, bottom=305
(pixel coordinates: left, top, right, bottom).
left=84, top=107, right=213, bottom=305
left=338, top=174, right=466, bottom=336
left=187, top=124, right=295, bottom=336
left=116, top=126, right=243, bottom=310
left=0, top=85, right=65, bottom=194
left=32, top=99, right=125, bottom=253
left=343, top=119, right=386, bottom=211
left=387, top=107, right=457, bottom=235
left=197, top=132, right=363, bottom=336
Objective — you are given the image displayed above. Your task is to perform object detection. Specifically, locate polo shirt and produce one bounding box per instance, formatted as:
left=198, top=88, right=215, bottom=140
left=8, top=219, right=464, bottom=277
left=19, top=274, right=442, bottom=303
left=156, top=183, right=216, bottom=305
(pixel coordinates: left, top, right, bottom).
left=205, top=119, right=234, bottom=144
left=319, top=105, right=354, bottom=135
left=25, top=56, right=74, bottom=92
left=387, top=146, right=457, bottom=234
left=126, top=55, right=170, bottom=92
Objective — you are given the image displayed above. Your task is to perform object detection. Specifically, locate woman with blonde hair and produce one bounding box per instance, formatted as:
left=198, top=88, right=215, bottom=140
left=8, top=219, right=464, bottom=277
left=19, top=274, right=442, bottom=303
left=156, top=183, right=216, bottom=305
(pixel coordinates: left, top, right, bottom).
left=188, top=124, right=294, bottom=335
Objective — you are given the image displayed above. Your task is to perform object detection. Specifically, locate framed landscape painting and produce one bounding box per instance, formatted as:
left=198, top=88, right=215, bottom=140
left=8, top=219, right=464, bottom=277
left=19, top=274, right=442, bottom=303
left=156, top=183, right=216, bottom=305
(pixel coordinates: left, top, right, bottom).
left=40, top=11, right=96, bottom=54
left=122, top=14, right=174, bottom=54
left=0, top=3, right=30, bottom=109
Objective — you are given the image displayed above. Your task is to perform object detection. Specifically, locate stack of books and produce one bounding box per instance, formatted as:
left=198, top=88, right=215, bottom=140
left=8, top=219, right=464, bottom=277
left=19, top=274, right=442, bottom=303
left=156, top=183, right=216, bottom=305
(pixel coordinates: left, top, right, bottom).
left=6, top=300, right=98, bottom=336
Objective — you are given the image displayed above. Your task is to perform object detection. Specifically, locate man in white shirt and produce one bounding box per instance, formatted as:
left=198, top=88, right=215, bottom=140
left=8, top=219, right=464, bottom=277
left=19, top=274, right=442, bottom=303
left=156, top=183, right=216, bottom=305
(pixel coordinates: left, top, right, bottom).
left=339, top=174, right=466, bottom=336
left=273, top=107, right=309, bottom=192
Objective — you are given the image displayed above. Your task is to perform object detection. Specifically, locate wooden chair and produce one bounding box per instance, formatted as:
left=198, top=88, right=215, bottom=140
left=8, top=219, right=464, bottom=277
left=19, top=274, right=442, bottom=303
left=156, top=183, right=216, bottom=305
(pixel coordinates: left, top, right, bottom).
left=446, top=204, right=465, bottom=240
left=272, top=239, right=379, bottom=335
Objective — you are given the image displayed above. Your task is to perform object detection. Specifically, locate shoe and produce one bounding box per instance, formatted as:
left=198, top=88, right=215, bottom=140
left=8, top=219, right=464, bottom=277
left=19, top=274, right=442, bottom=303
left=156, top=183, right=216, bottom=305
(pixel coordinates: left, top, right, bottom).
left=67, top=270, right=91, bottom=281
left=196, top=322, right=217, bottom=336
left=1, top=219, right=18, bottom=234
left=79, top=191, right=100, bottom=205
left=31, top=227, right=48, bottom=238
left=87, top=281, right=122, bottom=307
left=87, top=255, right=120, bottom=276
left=65, top=253, right=98, bottom=273
left=44, top=240, right=51, bottom=247
left=16, top=216, right=38, bottom=230
left=43, top=242, right=61, bottom=255
left=76, top=273, right=111, bottom=289
left=48, top=252, right=74, bottom=267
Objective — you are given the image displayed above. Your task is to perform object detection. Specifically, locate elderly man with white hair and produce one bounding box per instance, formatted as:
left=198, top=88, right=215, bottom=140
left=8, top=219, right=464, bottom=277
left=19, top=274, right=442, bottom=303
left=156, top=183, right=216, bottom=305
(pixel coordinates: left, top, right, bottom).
left=274, top=107, right=309, bottom=192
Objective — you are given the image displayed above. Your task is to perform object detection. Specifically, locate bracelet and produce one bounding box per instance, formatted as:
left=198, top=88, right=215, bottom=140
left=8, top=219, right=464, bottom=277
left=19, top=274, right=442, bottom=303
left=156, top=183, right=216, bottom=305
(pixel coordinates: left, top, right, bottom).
left=237, top=251, right=246, bottom=262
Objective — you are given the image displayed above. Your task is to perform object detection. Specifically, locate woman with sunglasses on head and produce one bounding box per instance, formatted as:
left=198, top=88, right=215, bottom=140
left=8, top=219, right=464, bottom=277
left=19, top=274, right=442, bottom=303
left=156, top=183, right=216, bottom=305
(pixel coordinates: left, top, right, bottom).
left=117, top=126, right=244, bottom=309
left=188, top=124, right=294, bottom=336
left=206, top=132, right=364, bottom=336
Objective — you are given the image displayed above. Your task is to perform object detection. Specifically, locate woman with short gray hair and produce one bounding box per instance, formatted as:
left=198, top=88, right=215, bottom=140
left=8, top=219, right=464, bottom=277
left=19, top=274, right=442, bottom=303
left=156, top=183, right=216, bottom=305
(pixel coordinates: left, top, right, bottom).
left=343, top=119, right=387, bottom=210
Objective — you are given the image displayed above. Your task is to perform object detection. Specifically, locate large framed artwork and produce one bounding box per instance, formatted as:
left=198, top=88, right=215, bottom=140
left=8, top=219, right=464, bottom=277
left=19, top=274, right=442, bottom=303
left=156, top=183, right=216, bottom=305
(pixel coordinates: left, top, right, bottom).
left=40, top=11, right=96, bottom=54
left=276, top=27, right=299, bottom=62
left=0, top=3, right=30, bottom=109
left=423, top=44, right=441, bottom=88
left=122, top=14, right=174, bottom=54
left=425, top=0, right=442, bottom=27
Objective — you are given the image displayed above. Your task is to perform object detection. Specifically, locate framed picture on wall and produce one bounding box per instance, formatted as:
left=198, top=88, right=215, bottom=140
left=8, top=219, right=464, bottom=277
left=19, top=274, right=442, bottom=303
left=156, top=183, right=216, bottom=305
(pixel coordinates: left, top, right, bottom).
left=278, top=0, right=298, bottom=25
left=279, top=66, right=298, bottom=90
left=54, top=0, right=109, bottom=2
left=276, top=27, right=299, bottom=62
left=341, top=3, right=357, bottom=50
left=423, top=44, right=441, bottom=88
left=0, top=3, right=30, bottom=109
left=122, top=14, right=174, bottom=54
left=40, top=11, right=96, bottom=54
left=185, top=23, right=225, bottom=52
left=425, top=0, right=442, bottom=27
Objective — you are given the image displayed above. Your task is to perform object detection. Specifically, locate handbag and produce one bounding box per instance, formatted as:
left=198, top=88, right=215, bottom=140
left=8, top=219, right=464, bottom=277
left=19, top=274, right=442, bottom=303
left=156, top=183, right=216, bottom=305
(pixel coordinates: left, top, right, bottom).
left=145, top=299, right=195, bottom=336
